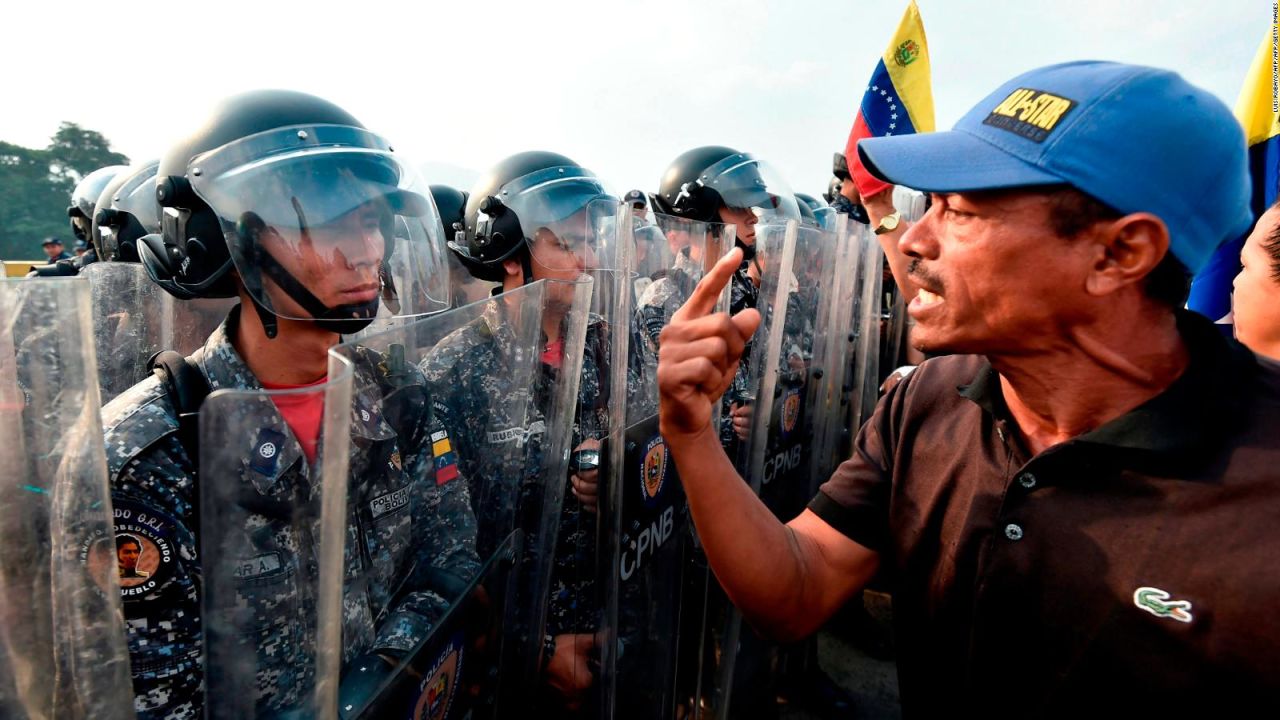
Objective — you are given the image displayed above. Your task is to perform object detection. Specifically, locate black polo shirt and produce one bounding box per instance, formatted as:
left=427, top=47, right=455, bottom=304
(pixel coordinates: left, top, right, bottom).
left=810, top=311, right=1280, bottom=717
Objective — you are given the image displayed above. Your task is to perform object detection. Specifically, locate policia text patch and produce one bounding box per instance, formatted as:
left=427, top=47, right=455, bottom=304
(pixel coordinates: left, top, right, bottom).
left=983, top=87, right=1077, bottom=143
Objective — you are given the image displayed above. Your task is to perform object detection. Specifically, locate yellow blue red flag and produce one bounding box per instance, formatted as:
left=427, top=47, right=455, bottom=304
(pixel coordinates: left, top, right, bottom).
left=1188, top=26, right=1280, bottom=324
left=843, top=1, right=936, bottom=199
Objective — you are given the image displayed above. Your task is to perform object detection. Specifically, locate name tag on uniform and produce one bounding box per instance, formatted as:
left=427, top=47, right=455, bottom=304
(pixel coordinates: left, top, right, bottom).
left=370, top=488, right=410, bottom=520
left=233, top=552, right=285, bottom=580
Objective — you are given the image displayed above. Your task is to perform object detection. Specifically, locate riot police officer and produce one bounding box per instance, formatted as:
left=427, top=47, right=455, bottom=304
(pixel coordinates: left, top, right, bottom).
left=439, top=150, right=620, bottom=712
left=649, top=146, right=800, bottom=445
left=68, top=165, right=128, bottom=266
left=26, top=167, right=125, bottom=277
left=102, top=89, right=477, bottom=719
left=827, top=152, right=869, bottom=224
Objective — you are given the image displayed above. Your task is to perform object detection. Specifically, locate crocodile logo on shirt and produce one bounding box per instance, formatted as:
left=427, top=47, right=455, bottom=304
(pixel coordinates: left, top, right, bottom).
left=1133, top=586, right=1193, bottom=624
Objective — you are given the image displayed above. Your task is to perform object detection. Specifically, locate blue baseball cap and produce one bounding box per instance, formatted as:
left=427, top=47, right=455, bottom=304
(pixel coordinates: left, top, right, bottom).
left=857, top=61, right=1252, bottom=274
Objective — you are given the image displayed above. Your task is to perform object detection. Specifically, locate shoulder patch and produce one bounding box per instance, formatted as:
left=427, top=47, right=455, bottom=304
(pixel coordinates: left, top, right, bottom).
left=101, top=375, right=180, bottom=478
left=96, top=498, right=179, bottom=602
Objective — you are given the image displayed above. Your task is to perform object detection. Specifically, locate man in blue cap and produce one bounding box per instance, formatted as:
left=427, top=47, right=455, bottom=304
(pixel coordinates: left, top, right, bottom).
left=656, top=61, right=1280, bottom=715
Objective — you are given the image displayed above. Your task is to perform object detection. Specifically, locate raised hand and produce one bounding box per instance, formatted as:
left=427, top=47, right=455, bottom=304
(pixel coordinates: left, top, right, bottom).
left=658, top=247, right=761, bottom=439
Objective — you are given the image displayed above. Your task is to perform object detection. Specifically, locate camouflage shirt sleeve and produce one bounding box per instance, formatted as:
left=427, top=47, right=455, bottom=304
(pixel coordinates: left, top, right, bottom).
left=102, top=380, right=204, bottom=720
left=372, top=372, right=480, bottom=658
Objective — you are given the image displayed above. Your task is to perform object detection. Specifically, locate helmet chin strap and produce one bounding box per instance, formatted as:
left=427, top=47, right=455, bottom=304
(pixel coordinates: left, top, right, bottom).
left=238, top=206, right=388, bottom=339
left=735, top=237, right=757, bottom=262
left=255, top=249, right=382, bottom=336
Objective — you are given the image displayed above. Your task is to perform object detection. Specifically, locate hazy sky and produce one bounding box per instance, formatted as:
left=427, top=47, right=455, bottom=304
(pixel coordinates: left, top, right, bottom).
left=1, top=0, right=1267, bottom=197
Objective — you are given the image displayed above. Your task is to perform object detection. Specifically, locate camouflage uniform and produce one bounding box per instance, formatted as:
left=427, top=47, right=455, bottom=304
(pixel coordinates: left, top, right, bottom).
left=419, top=299, right=545, bottom=560
left=419, top=296, right=622, bottom=672
left=545, top=314, right=614, bottom=649
left=102, top=306, right=479, bottom=720
left=635, top=253, right=757, bottom=446
left=634, top=251, right=701, bottom=360
left=829, top=195, right=856, bottom=216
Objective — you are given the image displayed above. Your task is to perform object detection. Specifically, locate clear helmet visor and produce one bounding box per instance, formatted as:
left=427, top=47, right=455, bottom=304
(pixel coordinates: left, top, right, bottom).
left=699, top=153, right=801, bottom=224
left=188, top=124, right=450, bottom=325
left=70, top=165, right=128, bottom=219
left=96, top=161, right=160, bottom=262
left=643, top=210, right=735, bottom=275
left=812, top=206, right=838, bottom=232
left=491, top=166, right=616, bottom=274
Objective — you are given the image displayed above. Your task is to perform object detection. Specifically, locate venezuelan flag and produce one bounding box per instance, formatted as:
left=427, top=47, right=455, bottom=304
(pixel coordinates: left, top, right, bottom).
left=1188, top=27, right=1280, bottom=325
left=843, top=0, right=935, bottom=199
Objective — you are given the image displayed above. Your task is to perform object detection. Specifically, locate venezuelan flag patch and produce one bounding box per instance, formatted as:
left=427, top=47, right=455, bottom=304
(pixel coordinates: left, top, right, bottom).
left=435, top=449, right=459, bottom=485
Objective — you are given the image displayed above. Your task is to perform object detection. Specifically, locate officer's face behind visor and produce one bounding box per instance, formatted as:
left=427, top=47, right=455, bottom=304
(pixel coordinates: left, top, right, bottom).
left=718, top=205, right=760, bottom=247
left=193, top=124, right=453, bottom=323
left=528, top=208, right=601, bottom=281
left=254, top=198, right=390, bottom=314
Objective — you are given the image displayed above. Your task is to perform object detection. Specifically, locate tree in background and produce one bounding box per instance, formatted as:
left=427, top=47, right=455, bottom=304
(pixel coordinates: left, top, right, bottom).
left=0, top=122, right=128, bottom=261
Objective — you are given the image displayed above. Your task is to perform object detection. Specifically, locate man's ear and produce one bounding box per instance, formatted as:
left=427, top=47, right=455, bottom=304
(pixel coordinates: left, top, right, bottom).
left=1084, top=212, right=1170, bottom=297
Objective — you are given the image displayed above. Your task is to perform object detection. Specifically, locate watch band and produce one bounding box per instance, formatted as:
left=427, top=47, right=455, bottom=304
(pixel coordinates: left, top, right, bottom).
left=874, top=211, right=902, bottom=235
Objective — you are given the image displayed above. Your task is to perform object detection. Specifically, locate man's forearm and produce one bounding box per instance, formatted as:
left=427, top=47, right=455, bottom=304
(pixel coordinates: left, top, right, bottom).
left=667, top=421, right=811, bottom=638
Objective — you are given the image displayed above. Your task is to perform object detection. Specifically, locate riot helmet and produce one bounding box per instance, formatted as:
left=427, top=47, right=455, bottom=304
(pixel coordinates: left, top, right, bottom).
left=825, top=152, right=870, bottom=224
left=92, top=160, right=160, bottom=263
left=68, top=165, right=128, bottom=242
left=431, top=184, right=500, bottom=307
left=796, top=192, right=837, bottom=231
left=429, top=184, right=469, bottom=245
left=651, top=146, right=800, bottom=224
left=453, top=151, right=615, bottom=284
left=823, top=175, right=842, bottom=205
left=140, top=89, right=451, bottom=337
left=795, top=195, right=819, bottom=227
left=832, top=152, right=851, bottom=182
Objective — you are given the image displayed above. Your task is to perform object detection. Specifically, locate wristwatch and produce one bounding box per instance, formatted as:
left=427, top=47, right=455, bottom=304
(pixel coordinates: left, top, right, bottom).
left=873, top=211, right=902, bottom=235
left=570, top=448, right=600, bottom=473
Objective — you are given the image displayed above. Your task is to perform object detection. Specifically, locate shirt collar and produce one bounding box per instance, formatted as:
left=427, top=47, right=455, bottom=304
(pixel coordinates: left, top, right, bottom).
left=958, top=310, right=1256, bottom=465
left=191, top=306, right=305, bottom=495
left=191, top=305, right=395, bottom=494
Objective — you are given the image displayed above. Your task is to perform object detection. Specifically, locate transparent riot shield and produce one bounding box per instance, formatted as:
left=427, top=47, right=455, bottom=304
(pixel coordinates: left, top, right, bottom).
left=0, top=278, right=134, bottom=720
left=850, top=222, right=886, bottom=438
left=752, top=222, right=846, bottom=712
left=692, top=219, right=804, bottom=720
left=583, top=208, right=735, bottom=720
left=755, top=223, right=841, bottom=517
left=509, top=276, right=594, bottom=706
left=198, top=370, right=354, bottom=720
left=809, top=214, right=858, bottom=494
left=523, top=197, right=627, bottom=717
left=327, top=278, right=591, bottom=719
left=84, top=262, right=236, bottom=404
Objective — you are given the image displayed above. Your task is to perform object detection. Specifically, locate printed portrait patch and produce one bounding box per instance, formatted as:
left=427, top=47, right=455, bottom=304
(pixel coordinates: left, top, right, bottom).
left=86, top=499, right=178, bottom=602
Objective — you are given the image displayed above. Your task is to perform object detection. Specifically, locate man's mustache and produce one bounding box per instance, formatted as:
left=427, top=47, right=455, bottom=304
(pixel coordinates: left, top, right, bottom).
left=907, top=259, right=945, bottom=294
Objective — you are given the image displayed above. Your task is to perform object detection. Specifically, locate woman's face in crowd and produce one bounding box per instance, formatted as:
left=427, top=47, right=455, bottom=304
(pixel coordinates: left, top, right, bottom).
left=1233, top=205, right=1280, bottom=359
